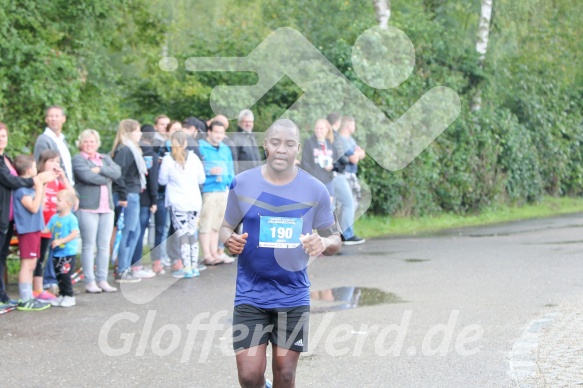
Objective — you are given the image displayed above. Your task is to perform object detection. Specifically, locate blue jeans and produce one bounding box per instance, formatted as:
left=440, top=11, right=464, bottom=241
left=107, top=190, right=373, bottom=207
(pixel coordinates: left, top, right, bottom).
left=113, top=192, right=141, bottom=274
left=131, top=206, right=151, bottom=266
left=152, top=195, right=169, bottom=261
left=41, top=237, right=58, bottom=286
left=333, top=174, right=355, bottom=239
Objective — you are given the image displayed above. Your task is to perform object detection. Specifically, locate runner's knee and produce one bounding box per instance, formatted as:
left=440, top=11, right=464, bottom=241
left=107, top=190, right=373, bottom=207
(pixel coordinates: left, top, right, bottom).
left=238, top=368, right=265, bottom=388
left=273, top=367, right=295, bottom=386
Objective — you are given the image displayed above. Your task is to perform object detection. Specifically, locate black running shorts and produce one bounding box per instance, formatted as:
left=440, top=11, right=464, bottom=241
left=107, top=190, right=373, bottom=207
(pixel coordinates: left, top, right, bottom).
left=232, top=304, right=310, bottom=353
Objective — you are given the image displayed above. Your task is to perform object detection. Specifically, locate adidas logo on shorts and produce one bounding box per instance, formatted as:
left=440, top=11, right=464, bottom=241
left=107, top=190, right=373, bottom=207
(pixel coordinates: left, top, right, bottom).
left=294, top=339, right=303, bottom=347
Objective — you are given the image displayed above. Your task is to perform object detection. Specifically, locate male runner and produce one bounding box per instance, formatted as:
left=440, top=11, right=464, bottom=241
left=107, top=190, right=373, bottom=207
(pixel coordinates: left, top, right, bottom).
left=220, top=119, right=342, bottom=388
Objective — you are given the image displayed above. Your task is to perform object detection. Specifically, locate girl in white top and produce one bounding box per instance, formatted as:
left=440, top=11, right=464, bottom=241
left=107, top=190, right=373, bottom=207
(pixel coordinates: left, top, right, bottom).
left=158, top=131, right=205, bottom=278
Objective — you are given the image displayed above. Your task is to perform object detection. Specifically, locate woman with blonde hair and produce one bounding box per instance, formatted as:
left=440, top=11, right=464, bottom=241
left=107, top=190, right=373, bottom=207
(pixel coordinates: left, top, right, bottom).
left=158, top=131, right=205, bottom=278
left=111, top=119, right=148, bottom=283
left=72, top=129, right=121, bottom=292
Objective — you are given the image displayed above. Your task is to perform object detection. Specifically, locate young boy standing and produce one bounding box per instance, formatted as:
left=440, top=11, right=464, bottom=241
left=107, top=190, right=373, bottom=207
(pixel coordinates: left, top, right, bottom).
left=46, top=190, right=79, bottom=307
left=13, top=155, right=49, bottom=311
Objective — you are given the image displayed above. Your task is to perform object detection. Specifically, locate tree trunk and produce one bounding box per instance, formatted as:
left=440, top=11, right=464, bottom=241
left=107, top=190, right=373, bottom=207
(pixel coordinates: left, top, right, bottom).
left=472, top=0, right=493, bottom=112
left=372, top=0, right=391, bottom=29
left=476, top=0, right=493, bottom=63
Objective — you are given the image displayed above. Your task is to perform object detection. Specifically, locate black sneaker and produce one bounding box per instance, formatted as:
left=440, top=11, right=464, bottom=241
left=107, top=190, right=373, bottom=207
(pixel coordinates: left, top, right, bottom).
left=1, top=295, right=17, bottom=306
left=343, top=236, right=366, bottom=245
left=17, top=299, right=51, bottom=311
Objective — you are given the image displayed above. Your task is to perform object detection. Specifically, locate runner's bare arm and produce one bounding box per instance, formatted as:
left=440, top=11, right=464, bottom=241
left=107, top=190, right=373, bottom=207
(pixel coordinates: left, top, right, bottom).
left=220, top=220, right=248, bottom=255
left=300, top=227, right=342, bottom=257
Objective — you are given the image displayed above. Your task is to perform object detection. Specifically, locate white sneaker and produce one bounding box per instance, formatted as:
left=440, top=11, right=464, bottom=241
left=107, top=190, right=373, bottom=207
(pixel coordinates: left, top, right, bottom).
left=132, top=267, right=156, bottom=279
left=97, top=281, right=118, bottom=293
left=217, top=254, right=235, bottom=264
left=60, top=296, right=76, bottom=307
left=50, top=296, right=63, bottom=307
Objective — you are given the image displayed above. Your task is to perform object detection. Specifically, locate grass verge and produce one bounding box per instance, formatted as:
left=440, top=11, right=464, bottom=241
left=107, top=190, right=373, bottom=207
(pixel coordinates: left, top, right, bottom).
left=354, top=196, right=583, bottom=239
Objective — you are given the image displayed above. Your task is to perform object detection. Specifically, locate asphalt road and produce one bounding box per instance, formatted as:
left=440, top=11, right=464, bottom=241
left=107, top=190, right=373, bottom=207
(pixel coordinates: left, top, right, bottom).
left=1, top=214, right=582, bottom=387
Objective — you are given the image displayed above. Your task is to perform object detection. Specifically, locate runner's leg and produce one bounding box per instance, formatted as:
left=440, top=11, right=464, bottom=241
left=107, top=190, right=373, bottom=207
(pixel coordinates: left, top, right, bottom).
left=236, top=343, right=268, bottom=388
left=272, top=345, right=300, bottom=388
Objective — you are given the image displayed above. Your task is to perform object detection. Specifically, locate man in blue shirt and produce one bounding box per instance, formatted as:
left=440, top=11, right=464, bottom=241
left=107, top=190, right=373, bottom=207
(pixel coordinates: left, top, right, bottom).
left=198, top=121, right=235, bottom=265
left=220, top=119, right=342, bottom=388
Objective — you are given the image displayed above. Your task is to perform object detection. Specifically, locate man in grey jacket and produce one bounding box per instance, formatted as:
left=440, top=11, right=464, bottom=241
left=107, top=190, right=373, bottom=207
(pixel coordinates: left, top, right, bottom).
left=34, top=106, right=74, bottom=184
left=230, top=109, right=263, bottom=174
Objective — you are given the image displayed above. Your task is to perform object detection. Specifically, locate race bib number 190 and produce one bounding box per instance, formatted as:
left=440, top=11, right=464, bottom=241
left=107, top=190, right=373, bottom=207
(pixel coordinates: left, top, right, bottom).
left=259, top=216, right=303, bottom=248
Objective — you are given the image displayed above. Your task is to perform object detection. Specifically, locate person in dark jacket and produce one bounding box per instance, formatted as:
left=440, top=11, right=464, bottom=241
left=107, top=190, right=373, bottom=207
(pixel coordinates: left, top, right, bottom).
left=0, top=123, right=56, bottom=305
left=183, top=117, right=206, bottom=146
left=230, top=109, right=263, bottom=174
left=300, top=119, right=338, bottom=202
left=182, top=117, right=210, bottom=159
left=131, top=124, right=159, bottom=277
left=152, top=121, right=172, bottom=270
left=111, top=119, right=147, bottom=283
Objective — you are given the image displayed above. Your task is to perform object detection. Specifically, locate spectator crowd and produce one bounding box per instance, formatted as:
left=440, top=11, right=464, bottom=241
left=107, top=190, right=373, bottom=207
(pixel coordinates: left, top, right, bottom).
left=0, top=106, right=365, bottom=311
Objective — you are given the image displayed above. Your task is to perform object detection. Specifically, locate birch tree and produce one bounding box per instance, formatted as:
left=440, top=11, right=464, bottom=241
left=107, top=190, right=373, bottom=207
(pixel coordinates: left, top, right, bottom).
left=372, top=0, right=391, bottom=29
left=472, top=0, right=493, bottom=111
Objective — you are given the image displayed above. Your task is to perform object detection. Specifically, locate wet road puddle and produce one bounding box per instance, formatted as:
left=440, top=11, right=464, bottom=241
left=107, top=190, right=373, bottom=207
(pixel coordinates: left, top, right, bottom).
left=403, top=258, right=430, bottom=263
left=310, top=287, right=405, bottom=313
left=524, top=240, right=583, bottom=245
left=359, top=251, right=401, bottom=257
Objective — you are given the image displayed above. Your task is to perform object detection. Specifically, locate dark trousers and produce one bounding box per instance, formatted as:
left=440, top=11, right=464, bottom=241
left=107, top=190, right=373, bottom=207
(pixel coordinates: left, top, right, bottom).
left=132, top=206, right=151, bottom=266
left=152, top=195, right=167, bottom=261
left=54, top=255, right=76, bottom=297
left=0, top=221, right=14, bottom=302
left=34, top=237, right=51, bottom=277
